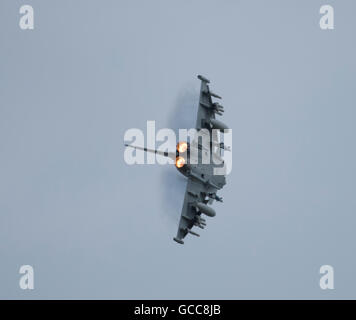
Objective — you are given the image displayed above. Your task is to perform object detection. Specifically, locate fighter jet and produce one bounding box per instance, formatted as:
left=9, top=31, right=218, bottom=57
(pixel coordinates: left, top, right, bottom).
left=125, top=75, right=230, bottom=244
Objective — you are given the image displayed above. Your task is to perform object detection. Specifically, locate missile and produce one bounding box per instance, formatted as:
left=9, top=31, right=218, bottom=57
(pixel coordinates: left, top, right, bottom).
left=210, top=91, right=222, bottom=99
left=213, top=102, right=224, bottom=110
left=194, top=222, right=205, bottom=229
left=213, top=104, right=224, bottom=115
left=198, top=219, right=206, bottom=226
left=208, top=193, right=223, bottom=202
left=187, top=229, right=200, bottom=237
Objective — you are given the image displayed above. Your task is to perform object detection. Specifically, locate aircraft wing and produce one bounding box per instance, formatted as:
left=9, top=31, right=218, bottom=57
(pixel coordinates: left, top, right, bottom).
left=196, top=75, right=223, bottom=130
left=173, top=174, right=220, bottom=244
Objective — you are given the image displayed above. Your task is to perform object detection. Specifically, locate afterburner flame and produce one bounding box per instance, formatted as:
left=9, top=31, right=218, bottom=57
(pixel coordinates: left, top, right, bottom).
left=177, top=141, right=188, bottom=153
left=175, top=156, right=186, bottom=168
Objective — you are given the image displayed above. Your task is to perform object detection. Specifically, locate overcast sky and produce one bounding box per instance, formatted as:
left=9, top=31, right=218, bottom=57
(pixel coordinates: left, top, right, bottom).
left=1, top=0, right=355, bottom=299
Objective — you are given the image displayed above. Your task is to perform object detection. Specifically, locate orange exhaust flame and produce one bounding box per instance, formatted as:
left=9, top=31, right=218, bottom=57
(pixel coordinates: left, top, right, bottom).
left=175, top=156, right=186, bottom=168
left=177, top=142, right=188, bottom=153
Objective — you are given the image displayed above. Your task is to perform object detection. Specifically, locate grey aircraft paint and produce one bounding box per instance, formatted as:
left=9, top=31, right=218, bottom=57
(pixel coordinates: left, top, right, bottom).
left=126, top=76, right=229, bottom=244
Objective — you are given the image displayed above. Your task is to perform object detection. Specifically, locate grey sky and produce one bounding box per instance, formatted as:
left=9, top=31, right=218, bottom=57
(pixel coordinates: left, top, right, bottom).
left=0, top=0, right=355, bottom=299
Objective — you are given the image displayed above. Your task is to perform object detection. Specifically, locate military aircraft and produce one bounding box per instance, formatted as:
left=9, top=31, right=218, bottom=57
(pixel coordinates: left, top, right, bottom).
left=125, top=75, right=230, bottom=244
